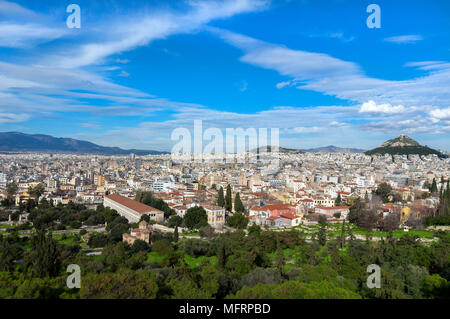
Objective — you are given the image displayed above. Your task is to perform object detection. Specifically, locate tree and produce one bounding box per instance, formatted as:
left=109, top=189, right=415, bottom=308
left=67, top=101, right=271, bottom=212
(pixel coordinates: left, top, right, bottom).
left=168, top=215, right=182, bottom=228
left=234, top=192, right=244, bottom=213
left=130, top=239, right=150, bottom=254
left=25, top=230, right=61, bottom=278
left=225, top=185, right=232, bottom=212
left=173, top=225, right=179, bottom=243
left=226, top=213, right=249, bottom=229
left=80, top=270, right=158, bottom=299
left=380, top=212, right=400, bottom=232
left=217, top=187, right=225, bottom=207
left=339, top=220, right=346, bottom=249
left=318, top=215, right=327, bottom=246
left=335, top=194, right=342, bottom=206
left=140, top=214, right=150, bottom=223
left=375, top=182, right=392, bottom=203
left=183, top=206, right=208, bottom=230
left=216, top=241, right=227, bottom=270
left=430, top=178, right=438, bottom=194
left=275, top=246, right=285, bottom=279
left=28, top=184, right=45, bottom=201
left=0, top=236, right=23, bottom=272
left=199, top=225, right=216, bottom=238
left=6, top=183, right=18, bottom=199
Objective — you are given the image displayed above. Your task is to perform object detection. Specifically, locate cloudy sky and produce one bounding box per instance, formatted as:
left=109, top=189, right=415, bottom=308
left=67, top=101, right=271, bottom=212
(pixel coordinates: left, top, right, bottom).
left=0, top=0, right=450, bottom=151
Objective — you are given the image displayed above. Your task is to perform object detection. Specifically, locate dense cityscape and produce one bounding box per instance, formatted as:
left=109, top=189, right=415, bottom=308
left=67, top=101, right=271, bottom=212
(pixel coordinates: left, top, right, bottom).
left=1, top=141, right=449, bottom=299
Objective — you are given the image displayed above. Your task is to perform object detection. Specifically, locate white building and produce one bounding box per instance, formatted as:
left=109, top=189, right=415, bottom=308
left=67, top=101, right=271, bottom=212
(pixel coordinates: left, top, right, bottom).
left=104, top=194, right=164, bottom=223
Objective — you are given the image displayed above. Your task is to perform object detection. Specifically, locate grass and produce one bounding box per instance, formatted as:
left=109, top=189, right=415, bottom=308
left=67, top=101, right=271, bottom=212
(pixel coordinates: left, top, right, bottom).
left=184, top=254, right=217, bottom=268
left=53, top=234, right=80, bottom=246
left=146, top=251, right=165, bottom=263
left=181, top=231, right=200, bottom=237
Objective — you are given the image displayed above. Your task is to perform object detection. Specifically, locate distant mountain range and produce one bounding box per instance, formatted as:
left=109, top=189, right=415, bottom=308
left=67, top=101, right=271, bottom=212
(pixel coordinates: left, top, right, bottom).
left=251, top=146, right=305, bottom=154
left=365, top=135, right=447, bottom=158
left=302, top=145, right=365, bottom=153
left=0, top=132, right=168, bottom=155
left=1, top=132, right=446, bottom=158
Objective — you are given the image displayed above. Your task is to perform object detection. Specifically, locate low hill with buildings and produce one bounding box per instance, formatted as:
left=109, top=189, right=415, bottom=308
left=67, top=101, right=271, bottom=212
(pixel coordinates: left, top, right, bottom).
left=0, top=132, right=168, bottom=155
left=365, top=135, right=447, bottom=158
left=302, top=145, right=365, bottom=153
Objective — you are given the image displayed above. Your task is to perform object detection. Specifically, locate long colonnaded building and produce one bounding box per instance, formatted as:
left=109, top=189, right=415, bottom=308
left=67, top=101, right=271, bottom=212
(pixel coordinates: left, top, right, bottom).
left=104, top=193, right=164, bottom=223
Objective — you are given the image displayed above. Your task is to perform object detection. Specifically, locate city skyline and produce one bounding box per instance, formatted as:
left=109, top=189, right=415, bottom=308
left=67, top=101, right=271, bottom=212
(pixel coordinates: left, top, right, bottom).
left=1, top=0, right=450, bottom=151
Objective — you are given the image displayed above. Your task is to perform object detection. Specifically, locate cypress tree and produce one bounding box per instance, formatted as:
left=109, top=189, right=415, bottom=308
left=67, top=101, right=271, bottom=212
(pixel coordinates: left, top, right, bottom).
left=430, top=178, right=438, bottom=193
left=217, top=187, right=225, bottom=207
left=173, top=225, right=179, bottom=243
left=225, top=185, right=232, bottom=212
left=335, top=193, right=342, bottom=206
left=234, top=192, right=244, bottom=213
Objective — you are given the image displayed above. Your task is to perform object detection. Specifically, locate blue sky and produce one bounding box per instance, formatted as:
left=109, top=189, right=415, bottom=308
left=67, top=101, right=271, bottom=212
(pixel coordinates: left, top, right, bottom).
left=0, top=0, right=450, bottom=151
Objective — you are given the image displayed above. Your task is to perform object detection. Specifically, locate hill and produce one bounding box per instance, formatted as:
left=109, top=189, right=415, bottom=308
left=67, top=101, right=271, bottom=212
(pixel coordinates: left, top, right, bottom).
left=0, top=132, right=168, bottom=155
left=365, top=135, right=446, bottom=158
left=250, top=146, right=305, bottom=154
left=302, top=145, right=365, bottom=153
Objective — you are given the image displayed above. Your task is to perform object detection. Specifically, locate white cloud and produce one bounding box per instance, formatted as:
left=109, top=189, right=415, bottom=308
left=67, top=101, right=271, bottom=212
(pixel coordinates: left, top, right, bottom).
left=210, top=28, right=450, bottom=107
left=384, top=35, right=423, bottom=44
left=359, top=100, right=406, bottom=114
left=430, top=107, right=450, bottom=120
left=0, top=23, right=66, bottom=48
left=44, top=0, right=269, bottom=68
left=329, top=121, right=349, bottom=127
left=0, top=112, right=29, bottom=123
left=276, top=81, right=293, bottom=89
left=286, top=126, right=323, bottom=134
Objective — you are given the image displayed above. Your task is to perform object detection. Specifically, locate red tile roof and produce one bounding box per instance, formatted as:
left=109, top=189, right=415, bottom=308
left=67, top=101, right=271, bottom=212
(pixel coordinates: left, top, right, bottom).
left=106, top=194, right=162, bottom=214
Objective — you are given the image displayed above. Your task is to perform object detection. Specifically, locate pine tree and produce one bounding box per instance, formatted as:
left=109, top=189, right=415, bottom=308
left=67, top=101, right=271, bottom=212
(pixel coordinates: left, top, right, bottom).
left=225, top=185, right=232, bottom=212
left=234, top=192, right=244, bottom=213
left=217, top=187, right=225, bottom=207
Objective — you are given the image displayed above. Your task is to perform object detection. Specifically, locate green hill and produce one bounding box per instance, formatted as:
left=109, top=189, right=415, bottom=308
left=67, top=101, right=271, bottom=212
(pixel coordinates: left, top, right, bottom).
left=365, top=135, right=447, bottom=158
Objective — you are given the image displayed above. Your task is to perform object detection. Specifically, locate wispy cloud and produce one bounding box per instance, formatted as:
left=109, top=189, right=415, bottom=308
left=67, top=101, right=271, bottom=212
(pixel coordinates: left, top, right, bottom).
left=0, top=0, right=268, bottom=125
left=384, top=35, right=423, bottom=44
left=209, top=27, right=450, bottom=108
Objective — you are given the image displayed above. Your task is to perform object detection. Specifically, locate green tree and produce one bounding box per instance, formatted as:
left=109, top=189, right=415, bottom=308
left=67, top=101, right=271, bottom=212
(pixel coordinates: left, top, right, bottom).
left=217, top=187, right=225, bottom=207
left=430, top=178, right=438, bottom=194
left=6, top=183, right=18, bottom=200
left=335, top=194, right=342, bottom=206
left=80, top=270, right=158, bottom=299
left=28, top=183, right=45, bottom=201
left=226, top=213, right=249, bottom=229
left=168, top=215, right=182, bottom=228
left=25, top=230, right=61, bottom=278
left=183, top=206, right=208, bottom=230
left=225, top=185, right=232, bottom=212
left=375, top=182, right=392, bottom=203
left=318, top=215, right=327, bottom=246
left=234, top=192, right=244, bottom=213
left=173, top=225, right=179, bottom=243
